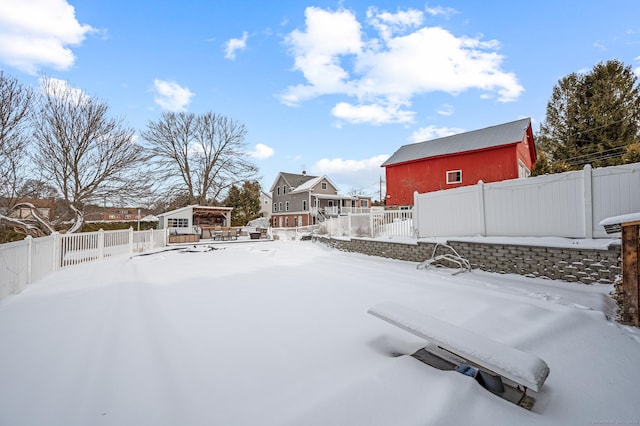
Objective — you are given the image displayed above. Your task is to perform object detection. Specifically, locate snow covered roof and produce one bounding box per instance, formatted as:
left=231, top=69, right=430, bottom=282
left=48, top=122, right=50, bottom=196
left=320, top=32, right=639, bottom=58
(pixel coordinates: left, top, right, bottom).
left=292, top=175, right=340, bottom=194
left=382, top=117, right=532, bottom=167
left=270, top=172, right=318, bottom=192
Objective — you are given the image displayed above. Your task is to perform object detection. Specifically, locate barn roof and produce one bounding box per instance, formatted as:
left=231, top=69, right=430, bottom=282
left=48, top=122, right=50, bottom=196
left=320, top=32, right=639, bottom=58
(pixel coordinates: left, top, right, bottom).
left=381, top=117, right=532, bottom=167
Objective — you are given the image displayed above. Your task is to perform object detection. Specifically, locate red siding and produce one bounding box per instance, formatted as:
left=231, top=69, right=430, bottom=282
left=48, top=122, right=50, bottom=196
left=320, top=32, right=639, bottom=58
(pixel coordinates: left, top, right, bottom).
left=385, top=144, right=521, bottom=206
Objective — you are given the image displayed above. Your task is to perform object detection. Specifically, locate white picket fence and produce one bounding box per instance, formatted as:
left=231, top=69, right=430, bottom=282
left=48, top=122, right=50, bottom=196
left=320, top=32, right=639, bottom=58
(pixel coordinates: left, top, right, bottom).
left=414, top=163, right=640, bottom=239
left=0, top=228, right=167, bottom=300
left=316, top=209, right=415, bottom=239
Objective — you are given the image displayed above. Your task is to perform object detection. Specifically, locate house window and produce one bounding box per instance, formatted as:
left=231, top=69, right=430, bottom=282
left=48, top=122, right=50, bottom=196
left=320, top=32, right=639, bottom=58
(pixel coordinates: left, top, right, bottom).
left=168, top=218, right=188, bottom=228
left=285, top=217, right=289, bottom=227
left=302, top=200, right=307, bottom=211
left=273, top=217, right=277, bottom=227
left=294, top=216, right=298, bottom=226
left=285, top=201, right=289, bottom=211
left=277, top=187, right=280, bottom=195
left=283, top=185, right=286, bottom=194
left=273, top=203, right=277, bottom=213
left=518, top=161, right=531, bottom=178
left=278, top=202, right=283, bottom=211
left=321, top=182, right=327, bottom=190
left=360, top=200, right=368, bottom=207
left=446, top=170, right=462, bottom=184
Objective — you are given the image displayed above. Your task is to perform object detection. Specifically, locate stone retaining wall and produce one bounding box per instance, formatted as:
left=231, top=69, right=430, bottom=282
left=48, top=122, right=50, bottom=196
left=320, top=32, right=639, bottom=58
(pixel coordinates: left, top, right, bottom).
left=316, top=237, right=621, bottom=285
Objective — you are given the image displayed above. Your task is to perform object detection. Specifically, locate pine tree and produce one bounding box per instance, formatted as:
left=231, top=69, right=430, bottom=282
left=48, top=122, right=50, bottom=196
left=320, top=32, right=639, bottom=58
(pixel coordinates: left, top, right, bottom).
left=536, top=60, right=640, bottom=170
left=223, top=181, right=261, bottom=226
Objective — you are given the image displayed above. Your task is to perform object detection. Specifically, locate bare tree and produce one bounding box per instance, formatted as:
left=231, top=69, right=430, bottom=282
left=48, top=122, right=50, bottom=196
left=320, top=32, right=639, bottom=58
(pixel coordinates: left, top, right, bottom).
left=143, top=111, right=259, bottom=206
left=30, top=78, right=151, bottom=233
left=0, top=71, right=33, bottom=205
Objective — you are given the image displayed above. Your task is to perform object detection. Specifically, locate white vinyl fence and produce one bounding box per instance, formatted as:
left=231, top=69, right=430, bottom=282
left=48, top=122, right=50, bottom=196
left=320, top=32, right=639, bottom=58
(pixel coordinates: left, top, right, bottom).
left=316, top=209, right=415, bottom=239
left=414, top=163, right=640, bottom=239
left=0, top=228, right=167, bottom=300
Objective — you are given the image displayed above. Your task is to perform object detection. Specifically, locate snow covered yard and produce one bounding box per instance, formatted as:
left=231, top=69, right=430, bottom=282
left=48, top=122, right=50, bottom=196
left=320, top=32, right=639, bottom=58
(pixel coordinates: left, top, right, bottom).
left=0, top=240, right=639, bottom=425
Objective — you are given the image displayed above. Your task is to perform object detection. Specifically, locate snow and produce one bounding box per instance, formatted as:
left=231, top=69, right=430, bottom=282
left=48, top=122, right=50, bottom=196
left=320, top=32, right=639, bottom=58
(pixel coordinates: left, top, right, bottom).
left=368, top=301, right=549, bottom=391
left=600, top=212, right=640, bottom=226
left=0, top=240, right=639, bottom=425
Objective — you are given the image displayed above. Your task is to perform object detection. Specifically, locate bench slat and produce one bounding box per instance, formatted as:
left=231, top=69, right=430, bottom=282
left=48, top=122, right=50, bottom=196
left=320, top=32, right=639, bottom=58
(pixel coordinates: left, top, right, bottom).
left=368, top=302, right=550, bottom=392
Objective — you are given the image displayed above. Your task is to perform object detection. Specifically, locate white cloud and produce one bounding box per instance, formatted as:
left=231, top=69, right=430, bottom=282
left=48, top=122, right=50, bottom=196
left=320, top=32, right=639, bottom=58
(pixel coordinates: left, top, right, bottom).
left=280, top=6, right=523, bottom=125
left=312, top=154, right=390, bottom=175
left=425, top=5, right=460, bottom=18
left=311, top=154, right=390, bottom=196
left=39, top=77, right=89, bottom=103
left=225, top=31, right=249, bottom=60
left=152, top=79, right=194, bottom=112
left=248, top=143, right=275, bottom=159
left=409, top=125, right=464, bottom=142
left=0, top=0, right=95, bottom=74
left=436, top=104, right=454, bottom=116
left=332, top=101, right=414, bottom=125
left=366, top=7, right=424, bottom=41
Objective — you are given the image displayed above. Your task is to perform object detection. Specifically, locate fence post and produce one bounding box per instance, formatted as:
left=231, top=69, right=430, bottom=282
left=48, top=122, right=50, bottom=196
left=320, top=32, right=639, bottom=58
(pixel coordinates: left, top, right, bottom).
left=477, top=180, right=486, bottom=236
left=413, top=191, right=420, bottom=238
left=370, top=211, right=375, bottom=238
left=583, top=164, right=593, bottom=239
left=98, top=229, right=105, bottom=261
left=149, top=229, right=154, bottom=251
left=26, top=236, right=33, bottom=285
left=129, top=227, right=134, bottom=256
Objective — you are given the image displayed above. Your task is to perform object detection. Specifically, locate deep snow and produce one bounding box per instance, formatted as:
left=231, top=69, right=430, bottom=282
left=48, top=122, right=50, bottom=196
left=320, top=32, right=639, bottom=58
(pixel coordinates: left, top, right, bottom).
left=0, top=240, right=639, bottom=425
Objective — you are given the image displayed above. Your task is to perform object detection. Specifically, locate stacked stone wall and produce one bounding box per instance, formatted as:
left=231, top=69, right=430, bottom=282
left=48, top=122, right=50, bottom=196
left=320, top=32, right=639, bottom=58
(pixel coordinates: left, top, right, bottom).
left=316, top=237, right=620, bottom=285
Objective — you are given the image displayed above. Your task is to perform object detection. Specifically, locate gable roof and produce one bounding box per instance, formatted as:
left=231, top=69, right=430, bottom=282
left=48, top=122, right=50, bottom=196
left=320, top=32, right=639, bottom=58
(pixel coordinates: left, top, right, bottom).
left=269, top=172, right=318, bottom=192
left=382, top=117, right=532, bottom=167
left=292, top=175, right=340, bottom=193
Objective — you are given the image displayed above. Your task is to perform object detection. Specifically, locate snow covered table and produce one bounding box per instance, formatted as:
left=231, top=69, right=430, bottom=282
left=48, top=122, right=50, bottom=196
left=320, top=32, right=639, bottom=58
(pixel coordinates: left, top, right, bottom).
left=368, top=301, right=550, bottom=392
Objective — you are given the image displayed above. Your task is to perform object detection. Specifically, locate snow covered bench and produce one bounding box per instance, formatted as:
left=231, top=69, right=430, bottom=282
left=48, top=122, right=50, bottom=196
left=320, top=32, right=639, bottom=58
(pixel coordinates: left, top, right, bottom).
left=368, top=302, right=550, bottom=393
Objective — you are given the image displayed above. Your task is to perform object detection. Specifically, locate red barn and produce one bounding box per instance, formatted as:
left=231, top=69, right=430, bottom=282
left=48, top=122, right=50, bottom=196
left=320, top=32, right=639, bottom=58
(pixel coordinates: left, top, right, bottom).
left=381, top=118, right=536, bottom=206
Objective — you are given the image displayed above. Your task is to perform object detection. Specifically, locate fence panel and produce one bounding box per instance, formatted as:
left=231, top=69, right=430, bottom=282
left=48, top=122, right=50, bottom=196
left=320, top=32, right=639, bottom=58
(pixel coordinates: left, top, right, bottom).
left=0, top=239, right=30, bottom=299
left=373, top=210, right=415, bottom=238
left=31, top=235, right=56, bottom=283
left=484, top=171, right=584, bottom=237
left=415, top=185, right=479, bottom=237
left=591, top=164, right=640, bottom=238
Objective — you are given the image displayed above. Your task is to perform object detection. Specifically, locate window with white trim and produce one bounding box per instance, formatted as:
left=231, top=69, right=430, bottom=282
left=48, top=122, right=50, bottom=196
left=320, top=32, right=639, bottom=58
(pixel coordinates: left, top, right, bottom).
left=285, top=201, right=290, bottom=211
left=302, top=200, right=307, bottom=211
left=446, top=170, right=462, bottom=184
left=283, top=185, right=286, bottom=194
left=321, top=182, right=327, bottom=190
left=278, top=202, right=283, bottom=211
left=277, top=187, right=280, bottom=195
left=168, top=218, right=189, bottom=228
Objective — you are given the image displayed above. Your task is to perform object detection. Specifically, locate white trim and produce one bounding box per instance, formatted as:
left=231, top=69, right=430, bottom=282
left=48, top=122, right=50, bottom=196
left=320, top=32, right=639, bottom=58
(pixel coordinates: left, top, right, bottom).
left=446, top=169, right=462, bottom=184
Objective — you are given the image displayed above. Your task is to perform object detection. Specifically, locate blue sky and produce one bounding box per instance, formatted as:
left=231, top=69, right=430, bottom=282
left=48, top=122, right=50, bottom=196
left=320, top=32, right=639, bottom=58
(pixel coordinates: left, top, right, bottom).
left=2, top=0, right=639, bottom=200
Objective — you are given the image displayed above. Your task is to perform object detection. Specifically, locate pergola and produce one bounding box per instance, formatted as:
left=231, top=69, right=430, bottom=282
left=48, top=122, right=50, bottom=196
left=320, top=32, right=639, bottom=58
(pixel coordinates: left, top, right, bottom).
left=192, top=206, right=233, bottom=227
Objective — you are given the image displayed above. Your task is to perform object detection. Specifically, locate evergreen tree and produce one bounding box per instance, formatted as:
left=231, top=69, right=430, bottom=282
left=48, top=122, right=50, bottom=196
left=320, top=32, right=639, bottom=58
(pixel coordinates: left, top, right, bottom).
left=223, top=181, right=261, bottom=226
left=537, top=60, right=640, bottom=170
